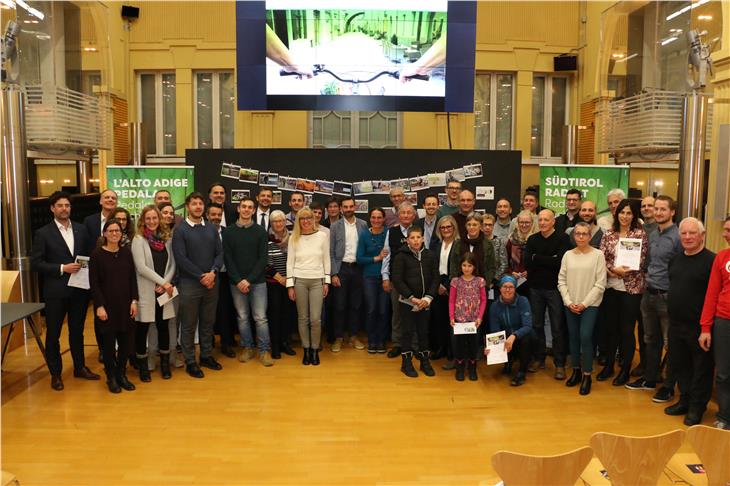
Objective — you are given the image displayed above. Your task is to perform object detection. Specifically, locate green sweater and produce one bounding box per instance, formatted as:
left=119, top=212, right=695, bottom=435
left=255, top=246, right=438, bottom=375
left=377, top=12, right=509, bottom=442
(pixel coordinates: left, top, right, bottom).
left=222, top=222, right=269, bottom=285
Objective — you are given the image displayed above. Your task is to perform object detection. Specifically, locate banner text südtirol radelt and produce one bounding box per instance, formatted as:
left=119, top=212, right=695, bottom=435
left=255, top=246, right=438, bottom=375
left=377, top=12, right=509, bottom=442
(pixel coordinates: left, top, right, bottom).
left=539, top=164, right=630, bottom=217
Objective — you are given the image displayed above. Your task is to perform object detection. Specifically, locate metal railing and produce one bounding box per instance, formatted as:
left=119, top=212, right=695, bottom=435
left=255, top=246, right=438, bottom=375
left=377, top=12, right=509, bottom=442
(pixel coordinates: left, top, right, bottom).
left=23, top=84, right=111, bottom=151
left=598, top=90, right=685, bottom=154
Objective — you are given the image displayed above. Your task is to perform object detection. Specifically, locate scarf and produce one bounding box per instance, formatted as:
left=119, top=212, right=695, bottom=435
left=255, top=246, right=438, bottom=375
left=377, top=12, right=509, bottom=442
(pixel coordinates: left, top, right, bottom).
left=144, top=227, right=166, bottom=252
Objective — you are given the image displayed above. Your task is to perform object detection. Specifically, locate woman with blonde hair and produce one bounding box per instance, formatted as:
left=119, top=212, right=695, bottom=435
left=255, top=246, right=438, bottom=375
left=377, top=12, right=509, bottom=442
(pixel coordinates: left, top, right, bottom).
left=506, top=210, right=537, bottom=295
left=286, top=207, right=331, bottom=366
left=131, top=205, right=176, bottom=381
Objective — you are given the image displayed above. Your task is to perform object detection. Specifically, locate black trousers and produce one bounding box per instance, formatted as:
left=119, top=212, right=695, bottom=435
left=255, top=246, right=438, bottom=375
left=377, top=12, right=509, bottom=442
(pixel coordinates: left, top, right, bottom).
left=602, top=289, right=642, bottom=370
left=44, top=291, right=89, bottom=375
left=214, top=272, right=237, bottom=348
left=429, top=293, right=451, bottom=356
left=400, top=304, right=430, bottom=354
left=136, top=302, right=170, bottom=357
left=333, top=263, right=363, bottom=338
left=99, top=328, right=132, bottom=379
left=509, top=335, right=533, bottom=373
left=267, top=281, right=293, bottom=355
left=453, top=332, right=478, bottom=361
left=668, top=322, right=714, bottom=413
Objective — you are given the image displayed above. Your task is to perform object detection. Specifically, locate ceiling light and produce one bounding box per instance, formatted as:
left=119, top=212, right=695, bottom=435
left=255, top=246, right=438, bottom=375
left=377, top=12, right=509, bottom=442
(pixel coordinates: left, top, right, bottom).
left=666, top=0, right=710, bottom=22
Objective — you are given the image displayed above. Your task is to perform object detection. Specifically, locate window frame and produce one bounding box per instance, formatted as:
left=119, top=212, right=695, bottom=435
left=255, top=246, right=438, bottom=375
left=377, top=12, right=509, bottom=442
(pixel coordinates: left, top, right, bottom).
left=136, top=71, right=176, bottom=156
left=193, top=70, right=235, bottom=149
left=531, top=73, right=571, bottom=161
left=308, top=111, right=402, bottom=149
left=473, top=71, right=516, bottom=150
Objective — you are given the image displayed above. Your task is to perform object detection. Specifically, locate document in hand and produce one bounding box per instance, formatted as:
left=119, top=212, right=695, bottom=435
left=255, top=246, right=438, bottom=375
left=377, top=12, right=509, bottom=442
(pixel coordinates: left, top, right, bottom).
left=68, top=255, right=90, bottom=290
left=485, top=331, right=508, bottom=365
left=453, top=321, right=477, bottom=335
left=615, top=237, right=642, bottom=271
left=157, top=287, right=179, bottom=306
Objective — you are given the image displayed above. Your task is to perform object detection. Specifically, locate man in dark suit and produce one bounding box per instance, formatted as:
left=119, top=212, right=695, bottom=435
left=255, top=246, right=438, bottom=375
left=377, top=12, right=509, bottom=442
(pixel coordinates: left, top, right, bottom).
left=31, top=191, right=100, bottom=391
left=255, top=188, right=273, bottom=231
left=208, top=182, right=237, bottom=228
left=417, top=194, right=440, bottom=250
left=83, top=188, right=118, bottom=240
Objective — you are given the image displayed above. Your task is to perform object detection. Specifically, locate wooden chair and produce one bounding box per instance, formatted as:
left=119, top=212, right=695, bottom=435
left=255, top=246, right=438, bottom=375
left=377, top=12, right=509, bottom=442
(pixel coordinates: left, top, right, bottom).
left=491, top=446, right=594, bottom=486
left=589, top=429, right=685, bottom=486
left=686, top=425, right=730, bottom=486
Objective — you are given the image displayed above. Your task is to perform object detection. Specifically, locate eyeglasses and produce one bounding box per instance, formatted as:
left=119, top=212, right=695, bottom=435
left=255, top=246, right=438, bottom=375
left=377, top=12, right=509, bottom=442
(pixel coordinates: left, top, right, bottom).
left=299, top=216, right=313, bottom=221
left=574, top=232, right=590, bottom=237
left=501, top=285, right=515, bottom=290
left=439, top=225, right=453, bottom=230
left=106, top=229, right=121, bottom=233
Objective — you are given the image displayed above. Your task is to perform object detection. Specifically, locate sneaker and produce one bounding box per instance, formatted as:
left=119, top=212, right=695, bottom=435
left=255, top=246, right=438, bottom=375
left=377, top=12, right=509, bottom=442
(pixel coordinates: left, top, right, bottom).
left=714, top=420, right=729, bottom=430
left=376, top=344, right=387, bottom=354
left=260, top=351, right=274, bottom=367
left=527, top=360, right=541, bottom=373
left=554, top=366, right=566, bottom=380
left=652, top=387, right=675, bottom=403
left=349, top=336, right=365, bottom=350
left=367, top=344, right=377, bottom=354
left=510, top=372, right=526, bottom=387
left=331, top=338, right=343, bottom=352
left=625, top=378, right=656, bottom=391
left=238, top=347, right=255, bottom=363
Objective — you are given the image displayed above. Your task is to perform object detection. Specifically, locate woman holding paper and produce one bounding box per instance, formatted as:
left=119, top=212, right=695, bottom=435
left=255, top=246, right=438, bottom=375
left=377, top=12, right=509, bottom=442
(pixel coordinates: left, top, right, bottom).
left=131, top=205, right=177, bottom=381
left=89, top=219, right=138, bottom=394
left=448, top=252, right=487, bottom=381
left=597, top=199, right=648, bottom=386
left=558, top=221, right=607, bottom=395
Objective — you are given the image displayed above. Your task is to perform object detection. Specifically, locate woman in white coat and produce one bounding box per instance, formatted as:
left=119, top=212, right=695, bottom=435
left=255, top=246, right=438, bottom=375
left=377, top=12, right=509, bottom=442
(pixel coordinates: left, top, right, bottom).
left=131, top=205, right=177, bottom=381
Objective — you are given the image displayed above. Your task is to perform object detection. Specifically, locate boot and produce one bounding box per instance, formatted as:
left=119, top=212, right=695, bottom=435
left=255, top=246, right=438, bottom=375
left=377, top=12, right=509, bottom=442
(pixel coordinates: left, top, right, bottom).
left=138, top=355, right=151, bottom=383
left=612, top=367, right=630, bottom=386
left=596, top=364, right=614, bottom=381
left=455, top=360, right=465, bottom=381
left=467, top=360, right=478, bottom=381
left=418, top=351, right=435, bottom=377
left=401, top=352, right=418, bottom=378
left=311, top=348, right=320, bottom=366
left=565, top=368, right=581, bottom=387
left=302, top=348, right=311, bottom=366
left=106, top=376, right=121, bottom=394
left=579, top=374, right=592, bottom=395
left=117, top=371, right=136, bottom=391
left=160, top=353, right=172, bottom=379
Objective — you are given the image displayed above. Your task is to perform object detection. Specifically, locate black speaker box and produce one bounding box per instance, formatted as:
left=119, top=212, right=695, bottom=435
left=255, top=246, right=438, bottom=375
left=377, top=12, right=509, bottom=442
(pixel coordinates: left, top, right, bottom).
left=121, top=5, right=139, bottom=19
left=554, top=55, right=577, bottom=71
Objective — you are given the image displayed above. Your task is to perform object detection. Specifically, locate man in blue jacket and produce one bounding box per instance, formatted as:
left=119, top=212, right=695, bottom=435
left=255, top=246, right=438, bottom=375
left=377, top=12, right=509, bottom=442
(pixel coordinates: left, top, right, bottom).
left=487, top=276, right=535, bottom=386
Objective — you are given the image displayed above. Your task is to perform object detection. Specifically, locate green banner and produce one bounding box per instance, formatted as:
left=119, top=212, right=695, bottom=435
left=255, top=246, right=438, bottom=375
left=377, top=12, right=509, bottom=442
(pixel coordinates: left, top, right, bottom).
left=106, top=166, right=194, bottom=218
left=539, top=164, right=630, bottom=217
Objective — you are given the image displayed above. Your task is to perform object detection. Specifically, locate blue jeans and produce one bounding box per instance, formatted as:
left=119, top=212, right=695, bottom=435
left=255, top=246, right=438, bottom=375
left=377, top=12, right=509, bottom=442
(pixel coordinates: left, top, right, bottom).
left=564, top=306, right=599, bottom=372
left=230, top=282, right=270, bottom=353
left=362, top=276, right=389, bottom=347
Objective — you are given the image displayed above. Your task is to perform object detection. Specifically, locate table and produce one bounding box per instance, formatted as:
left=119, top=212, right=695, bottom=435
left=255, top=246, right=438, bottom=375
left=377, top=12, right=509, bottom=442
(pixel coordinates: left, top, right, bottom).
left=1, top=302, right=46, bottom=368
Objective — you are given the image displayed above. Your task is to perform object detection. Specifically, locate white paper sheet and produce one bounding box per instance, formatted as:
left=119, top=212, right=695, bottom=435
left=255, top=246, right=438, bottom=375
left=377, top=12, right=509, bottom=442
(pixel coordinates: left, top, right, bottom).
left=67, top=255, right=90, bottom=290
left=485, top=331, right=508, bottom=365
left=453, top=321, right=477, bottom=335
left=615, top=237, right=642, bottom=271
left=156, top=287, right=179, bottom=306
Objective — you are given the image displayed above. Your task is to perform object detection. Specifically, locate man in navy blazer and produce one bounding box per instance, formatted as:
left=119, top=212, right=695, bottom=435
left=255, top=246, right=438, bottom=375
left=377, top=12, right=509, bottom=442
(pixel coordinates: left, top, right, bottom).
left=31, top=191, right=100, bottom=391
left=83, top=188, right=118, bottom=240
left=416, top=194, right=441, bottom=250
left=329, top=197, right=368, bottom=351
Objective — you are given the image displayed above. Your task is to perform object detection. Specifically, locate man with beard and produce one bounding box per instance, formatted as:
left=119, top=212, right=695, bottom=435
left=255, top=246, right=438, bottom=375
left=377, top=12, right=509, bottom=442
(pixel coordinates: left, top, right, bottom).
left=555, top=189, right=582, bottom=234
left=566, top=200, right=603, bottom=249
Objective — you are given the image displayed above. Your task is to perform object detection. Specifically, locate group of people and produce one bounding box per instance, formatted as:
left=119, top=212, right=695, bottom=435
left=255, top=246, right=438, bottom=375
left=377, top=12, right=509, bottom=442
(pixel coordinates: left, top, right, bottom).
left=30, top=181, right=730, bottom=431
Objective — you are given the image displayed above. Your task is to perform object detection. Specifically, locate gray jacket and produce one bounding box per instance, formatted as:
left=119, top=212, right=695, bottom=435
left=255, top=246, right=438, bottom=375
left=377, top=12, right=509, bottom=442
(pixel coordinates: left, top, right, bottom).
left=329, top=217, right=368, bottom=276
left=131, top=235, right=176, bottom=323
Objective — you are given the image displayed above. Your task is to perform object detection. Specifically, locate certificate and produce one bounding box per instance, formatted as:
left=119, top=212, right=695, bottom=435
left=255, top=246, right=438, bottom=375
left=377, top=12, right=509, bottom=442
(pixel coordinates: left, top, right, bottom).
left=453, top=321, right=477, bottom=335
left=67, top=255, right=90, bottom=290
left=485, top=331, right=508, bottom=365
left=156, top=287, right=179, bottom=306
left=615, top=237, right=642, bottom=271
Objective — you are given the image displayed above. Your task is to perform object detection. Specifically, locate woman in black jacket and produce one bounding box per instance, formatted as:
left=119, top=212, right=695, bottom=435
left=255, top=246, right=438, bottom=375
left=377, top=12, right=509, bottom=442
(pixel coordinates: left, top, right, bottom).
left=392, top=226, right=440, bottom=378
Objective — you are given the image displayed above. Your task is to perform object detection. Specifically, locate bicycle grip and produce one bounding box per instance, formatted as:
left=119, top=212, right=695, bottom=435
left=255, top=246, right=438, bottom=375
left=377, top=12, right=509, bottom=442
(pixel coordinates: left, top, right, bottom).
left=402, top=73, right=430, bottom=81
left=279, top=69, right=303, bottom=76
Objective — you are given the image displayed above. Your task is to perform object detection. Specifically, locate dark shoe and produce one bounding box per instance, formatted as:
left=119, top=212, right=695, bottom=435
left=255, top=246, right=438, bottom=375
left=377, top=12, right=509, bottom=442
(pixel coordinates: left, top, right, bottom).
left=106, top=377, right=122, bottom=394
left=683, top=410, right=703, bottom=426
left=220, top=345, right=236, bottom=359
left=501, top=362, right=513, bottom=375
left=565, top=368, right=581, bottom=387
left=302, top=348, right=311, bottom=366
left=281, top=343, right=296, bottom=356
left=596, top=365, right=614, bottom=381
left=579, top=375, right=592, bottom=395
left=200, top=356, right=223, bottom=371
left=455, top=361, right=465, bottom=381
left=51, top=374, right=64, bottom=391
left=442, top=359, right=456, bottom=371
left=271, top=351, right=282, bottom=359
left=652, top=387, right=675, bottom=403
left=631, top=365, right=645, bottom=377
left=510, top=372, right=526, bottom=386
left=612, top=368, right=630, bottom=386
left=625, top=378, right=656, bottom=390
left=388, top=346, right=402, bottom=359
left=527, top=360, right=541, bottom=373
left=664, top=402, right=690, bottom=416
left=186, top=363, right=204, bottom=378
left=467, top=360, right=478, bottom=381
left=73, top=366, right=101, bottom=380
left=430, top=348, right=445, bottom=360
left=160, top=354, right=172, bottom=380
left=311, top=348, right=320, bottom=366
left=418, top=352, right=435, bottom=377
left=554, top=366, right=566, bottom=380
left=117, top=374, right=136, bottom=391
left=377, top=344, right=387, bottom=354
left=367, top=344, right=377, bottom=354
left=401, top=352, right=418, bottom=378
left=138, top=357, right=151, bottom=383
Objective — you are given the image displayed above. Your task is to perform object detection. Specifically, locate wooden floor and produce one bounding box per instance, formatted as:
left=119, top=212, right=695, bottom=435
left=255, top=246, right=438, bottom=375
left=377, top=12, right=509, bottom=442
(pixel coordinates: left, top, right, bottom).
left=1, top=322, right=718, bottom=486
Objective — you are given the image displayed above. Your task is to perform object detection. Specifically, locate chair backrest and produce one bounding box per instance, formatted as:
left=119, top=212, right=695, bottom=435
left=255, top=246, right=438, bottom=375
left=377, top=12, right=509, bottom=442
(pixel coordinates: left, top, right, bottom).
left=1, top=270, right=20, bottom=303
left=491, top=446, right=594, bottom=486
left=686, top=425, right=730, bottom=486
left=590, top=430, right=685, bottom=486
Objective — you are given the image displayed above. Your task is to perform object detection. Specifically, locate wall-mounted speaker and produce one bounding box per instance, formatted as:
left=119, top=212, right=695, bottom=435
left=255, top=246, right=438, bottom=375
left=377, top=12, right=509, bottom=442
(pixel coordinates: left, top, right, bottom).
left=554, top=55, right=577, bottom=71
left=121, top=5, right=139, bottom=20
